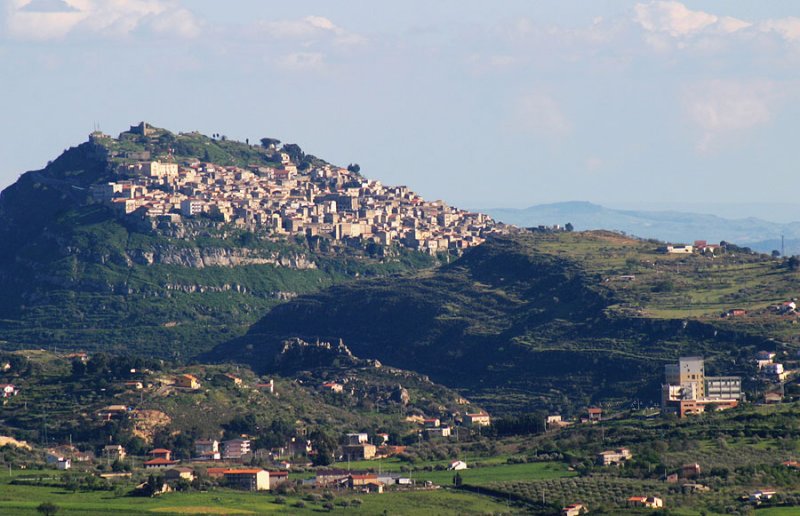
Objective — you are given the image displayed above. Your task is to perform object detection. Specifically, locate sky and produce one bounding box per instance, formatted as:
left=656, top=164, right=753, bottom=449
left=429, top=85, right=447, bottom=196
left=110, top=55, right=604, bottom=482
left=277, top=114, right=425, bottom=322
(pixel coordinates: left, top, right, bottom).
left=1, top=0, right=800, bottom=219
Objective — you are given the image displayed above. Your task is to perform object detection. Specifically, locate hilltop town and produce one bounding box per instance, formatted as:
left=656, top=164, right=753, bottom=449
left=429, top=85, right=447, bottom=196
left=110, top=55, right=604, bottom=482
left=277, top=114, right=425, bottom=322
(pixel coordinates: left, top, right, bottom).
left=88, top=123, right=499, bottom=255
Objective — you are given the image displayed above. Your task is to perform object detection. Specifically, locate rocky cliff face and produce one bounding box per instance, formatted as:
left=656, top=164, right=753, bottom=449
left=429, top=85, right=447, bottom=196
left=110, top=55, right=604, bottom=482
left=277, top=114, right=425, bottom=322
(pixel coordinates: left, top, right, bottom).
left=128, top=246, right=317, bottom=269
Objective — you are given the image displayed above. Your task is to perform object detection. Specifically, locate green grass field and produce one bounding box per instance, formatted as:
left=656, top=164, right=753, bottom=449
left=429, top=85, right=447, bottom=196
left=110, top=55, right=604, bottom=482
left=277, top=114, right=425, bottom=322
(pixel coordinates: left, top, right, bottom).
left=416, top=461, right=576, bottom=486
left=0, top=469, right=520, bottom=515
left=330, top=457, right=575, bottom=486
left=756, top=508, right=800, bottom=515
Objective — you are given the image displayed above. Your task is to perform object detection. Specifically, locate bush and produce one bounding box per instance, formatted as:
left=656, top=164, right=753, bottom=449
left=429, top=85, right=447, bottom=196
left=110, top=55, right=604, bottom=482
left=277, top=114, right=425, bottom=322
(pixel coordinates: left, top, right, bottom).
left=273, top=496, right=286, bottom=504
left=322, top=502, right=335, bottom=511
left=293, top=501, right=306, bottom=508
left=36, top=502, right=59, bottom=516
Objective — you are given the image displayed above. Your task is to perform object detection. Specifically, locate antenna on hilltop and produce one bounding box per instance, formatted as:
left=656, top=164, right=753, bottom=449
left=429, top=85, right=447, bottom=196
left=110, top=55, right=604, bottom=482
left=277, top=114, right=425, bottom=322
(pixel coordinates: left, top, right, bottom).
left=782, top=234, right=785, bottom=258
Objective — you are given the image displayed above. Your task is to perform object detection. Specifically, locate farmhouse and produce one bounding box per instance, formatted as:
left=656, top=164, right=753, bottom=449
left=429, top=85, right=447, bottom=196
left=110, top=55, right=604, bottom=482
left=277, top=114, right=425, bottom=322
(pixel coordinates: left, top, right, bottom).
left=144, top=457, right=179, bottom=469
left=175, top=374, right=201, bottom=389
left=562, top=503, right=588, bottom=516
left=165, top=467, right=195, bottom=482
left=103, top=445, right=126, bottom=461
left=321, top=381, right=344, bottom=393
left=464, top=412, right=491, bottom=427
left=448, top=460, right=467, bottom=471
left=342, top=443, right=377, bottom=461
left=597, top=448, right=632, bottom=466
left=627, top=496, right=664, bottom=509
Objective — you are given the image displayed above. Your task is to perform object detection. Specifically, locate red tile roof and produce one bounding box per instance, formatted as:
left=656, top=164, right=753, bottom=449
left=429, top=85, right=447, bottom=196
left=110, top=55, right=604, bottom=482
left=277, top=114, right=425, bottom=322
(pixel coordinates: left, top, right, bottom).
left=144, top=458, right=178, bottom=465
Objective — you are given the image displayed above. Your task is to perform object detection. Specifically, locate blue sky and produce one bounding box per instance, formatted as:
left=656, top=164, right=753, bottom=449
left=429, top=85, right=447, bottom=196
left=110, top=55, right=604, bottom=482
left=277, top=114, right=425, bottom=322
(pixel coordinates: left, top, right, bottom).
left=2, top=1, right=800, bottom=216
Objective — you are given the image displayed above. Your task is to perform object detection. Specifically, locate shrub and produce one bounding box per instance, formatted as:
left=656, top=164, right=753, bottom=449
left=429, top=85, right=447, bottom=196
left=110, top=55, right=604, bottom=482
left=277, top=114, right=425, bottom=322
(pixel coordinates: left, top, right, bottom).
left=36, top=502, right=59, bottom=516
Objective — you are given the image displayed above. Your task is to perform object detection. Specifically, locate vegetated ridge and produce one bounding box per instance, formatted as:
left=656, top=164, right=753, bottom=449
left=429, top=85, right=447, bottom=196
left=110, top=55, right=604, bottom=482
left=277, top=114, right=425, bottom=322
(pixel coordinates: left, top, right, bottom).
left=210, top=230, right=800, bottom=416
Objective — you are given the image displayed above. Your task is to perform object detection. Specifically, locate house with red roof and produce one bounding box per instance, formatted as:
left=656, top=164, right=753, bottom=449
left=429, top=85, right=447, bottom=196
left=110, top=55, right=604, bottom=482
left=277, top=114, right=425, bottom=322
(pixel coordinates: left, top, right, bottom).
left=144, top=457, right=179, bottom=469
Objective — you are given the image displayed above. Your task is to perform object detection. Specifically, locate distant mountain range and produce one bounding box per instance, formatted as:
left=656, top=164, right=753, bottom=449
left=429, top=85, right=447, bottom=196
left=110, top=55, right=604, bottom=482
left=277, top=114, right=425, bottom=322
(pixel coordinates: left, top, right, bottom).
left=484, top=201, right=800, bottom=256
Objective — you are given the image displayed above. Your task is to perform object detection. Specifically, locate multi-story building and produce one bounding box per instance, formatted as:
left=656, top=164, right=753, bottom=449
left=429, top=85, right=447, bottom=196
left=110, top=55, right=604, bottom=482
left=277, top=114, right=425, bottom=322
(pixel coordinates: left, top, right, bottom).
left=662, top=357, right=741, bottom=417
left=222, top=438, right=251, bottom=460
left=223, top=469, right=269, bottom=491
left=597, top=447, right=632, bottom=466
left=464, top=412, right=491, bottom=427
left=664, top=356, right=706, bottom=399
left=705, top=376, right=742, bottom=400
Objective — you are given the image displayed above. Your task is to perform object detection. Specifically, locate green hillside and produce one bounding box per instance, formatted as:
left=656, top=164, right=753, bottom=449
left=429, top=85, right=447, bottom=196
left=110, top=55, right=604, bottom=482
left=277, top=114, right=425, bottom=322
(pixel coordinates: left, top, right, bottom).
left=210, top=231, right=800, bottom=416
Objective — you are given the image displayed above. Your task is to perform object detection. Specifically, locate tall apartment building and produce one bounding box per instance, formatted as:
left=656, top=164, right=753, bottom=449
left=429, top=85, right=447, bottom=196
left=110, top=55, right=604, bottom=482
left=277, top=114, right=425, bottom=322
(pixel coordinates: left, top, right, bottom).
left=662, top=356, right=741, bottom=417
left=664, top=356, right=706, bottom=398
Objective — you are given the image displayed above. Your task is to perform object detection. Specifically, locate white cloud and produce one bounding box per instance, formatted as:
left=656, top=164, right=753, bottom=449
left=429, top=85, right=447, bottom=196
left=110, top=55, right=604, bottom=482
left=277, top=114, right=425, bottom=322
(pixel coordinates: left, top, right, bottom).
left=515, top=92, right=571, bottom=137
left=634, top=1, right=718, bottom=37
left=4, top=0, right=200, bottom=40
left=718, top=16, right=752, bottom=34
left=759, top=17, right=800, bottom=42
left=634, top=1, right=750, bottom=42
left=683, top=80, right=778, bottom=152
left=253, top=15, right=364, bottom=46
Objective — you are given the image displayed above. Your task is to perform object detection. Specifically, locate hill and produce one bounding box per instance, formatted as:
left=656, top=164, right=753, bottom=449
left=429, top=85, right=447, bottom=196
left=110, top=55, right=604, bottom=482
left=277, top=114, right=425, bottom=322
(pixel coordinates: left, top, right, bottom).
left=0, top=124, right=446, bottom=357
left=209, top=230, right=800, bottom=416
left=485, top=201, right=800, bottom=255
left=0, top=347, right=471, bottom=459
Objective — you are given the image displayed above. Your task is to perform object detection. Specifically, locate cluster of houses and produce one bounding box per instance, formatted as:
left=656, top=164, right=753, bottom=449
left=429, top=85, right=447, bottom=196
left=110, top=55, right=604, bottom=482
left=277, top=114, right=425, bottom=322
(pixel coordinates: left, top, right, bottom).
left=755, top=350, right=789, bottom=383
left=661, top=356, right=742, bottom=417
left=89, top=127, right=500, bottom=255
left=57, top=436, right=428, bottom=495
left=403, top=411, right=491, bottom=441
left=95, top=443, right=285, bottom=492
left=312, top=469, right=418, bottom=494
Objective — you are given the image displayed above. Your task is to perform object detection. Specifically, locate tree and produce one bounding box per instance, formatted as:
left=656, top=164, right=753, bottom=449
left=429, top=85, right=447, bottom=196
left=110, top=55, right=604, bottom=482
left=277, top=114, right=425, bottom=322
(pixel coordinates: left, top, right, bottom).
left=565, top=222, right=574, bottom=232
left=36, top=502, right=59, bottom=516
left=281, top=143, right=304, bottom=164
left=788, top=256, right=800, bottom=271
left=62, top=472, right=80, bottom=492
left=347, top=163, right=361, bottom=174
left=309, top=429, right=337, bottom=466
left=260, top=138, right=281, bottom=149
left=772, top=250, right=781, bottom=258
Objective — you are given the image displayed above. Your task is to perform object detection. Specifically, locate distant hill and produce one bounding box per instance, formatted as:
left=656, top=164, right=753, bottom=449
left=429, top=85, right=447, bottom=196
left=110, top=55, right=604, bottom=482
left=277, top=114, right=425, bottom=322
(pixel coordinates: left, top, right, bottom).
left=484, top=201, right=800, bottom=255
